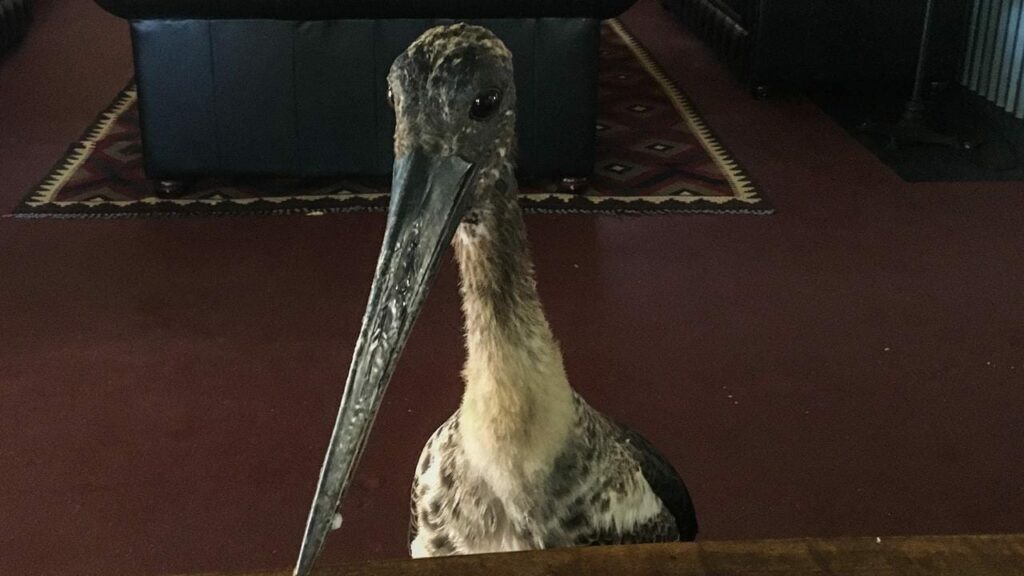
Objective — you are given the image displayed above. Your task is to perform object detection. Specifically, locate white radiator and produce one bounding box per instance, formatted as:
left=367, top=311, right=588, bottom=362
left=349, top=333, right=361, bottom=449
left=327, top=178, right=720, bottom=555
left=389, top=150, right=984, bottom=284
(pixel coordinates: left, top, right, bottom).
left=963, top=0, right=1024, bottom=119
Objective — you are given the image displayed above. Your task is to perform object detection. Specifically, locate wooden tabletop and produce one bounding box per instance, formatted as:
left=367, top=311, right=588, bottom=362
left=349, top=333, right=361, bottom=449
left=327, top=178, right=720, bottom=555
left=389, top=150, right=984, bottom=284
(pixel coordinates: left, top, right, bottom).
left=183, top=534, right=1024, bottom=576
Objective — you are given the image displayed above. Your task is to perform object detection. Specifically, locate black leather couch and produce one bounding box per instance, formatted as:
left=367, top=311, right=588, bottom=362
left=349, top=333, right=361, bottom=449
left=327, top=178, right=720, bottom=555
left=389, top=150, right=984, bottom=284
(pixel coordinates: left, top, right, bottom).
left=662, top=0, right=834, bottom=96
left=94, top=0, right=638, bottom=181
left=1, top=0, right=33, bottom=57
left=663, top=0, right=968, bottom=98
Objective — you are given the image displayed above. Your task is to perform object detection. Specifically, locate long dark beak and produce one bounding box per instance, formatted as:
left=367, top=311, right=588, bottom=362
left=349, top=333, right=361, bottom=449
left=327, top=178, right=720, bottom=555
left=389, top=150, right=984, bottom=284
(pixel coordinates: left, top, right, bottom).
left=293, top=151, right=476, bottom=576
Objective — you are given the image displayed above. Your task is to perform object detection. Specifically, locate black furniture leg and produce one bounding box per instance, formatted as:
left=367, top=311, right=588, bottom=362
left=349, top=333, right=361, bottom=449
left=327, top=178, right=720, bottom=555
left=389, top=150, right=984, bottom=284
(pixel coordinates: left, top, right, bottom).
left=155, top=179, right=190, bottom=197
left=560, top=176, right=590, bottom=192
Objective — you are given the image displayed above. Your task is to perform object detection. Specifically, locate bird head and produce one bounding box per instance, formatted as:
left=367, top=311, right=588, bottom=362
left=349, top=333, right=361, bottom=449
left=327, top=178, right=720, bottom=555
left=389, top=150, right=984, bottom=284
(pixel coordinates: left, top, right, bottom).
left=294, top=24, right=517, bottom=576
left=388, top=23, right=517, bottom=203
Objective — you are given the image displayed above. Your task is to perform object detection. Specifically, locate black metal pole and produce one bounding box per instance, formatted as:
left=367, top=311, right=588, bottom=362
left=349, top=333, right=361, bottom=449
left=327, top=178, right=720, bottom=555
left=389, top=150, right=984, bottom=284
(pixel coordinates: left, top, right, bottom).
left=903, top=0, right=935, bottom=123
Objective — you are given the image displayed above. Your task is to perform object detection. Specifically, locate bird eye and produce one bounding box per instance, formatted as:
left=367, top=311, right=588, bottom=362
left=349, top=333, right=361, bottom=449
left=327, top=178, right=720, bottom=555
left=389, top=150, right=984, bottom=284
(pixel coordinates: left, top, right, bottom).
left=387, top=86, right=395, bottom=109
left=469, top=89, right=502, bottom=121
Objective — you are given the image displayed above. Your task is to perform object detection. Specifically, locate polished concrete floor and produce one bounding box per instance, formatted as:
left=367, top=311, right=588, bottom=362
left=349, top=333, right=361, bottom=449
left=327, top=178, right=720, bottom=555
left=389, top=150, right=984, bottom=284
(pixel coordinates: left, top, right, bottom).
left=1, top=1, right=1022, bottom=575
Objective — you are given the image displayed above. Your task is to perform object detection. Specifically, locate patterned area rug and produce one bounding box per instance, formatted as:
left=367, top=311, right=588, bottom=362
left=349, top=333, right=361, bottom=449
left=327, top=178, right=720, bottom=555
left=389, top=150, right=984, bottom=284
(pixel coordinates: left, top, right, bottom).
left=11, top=21, right=771, bottom=218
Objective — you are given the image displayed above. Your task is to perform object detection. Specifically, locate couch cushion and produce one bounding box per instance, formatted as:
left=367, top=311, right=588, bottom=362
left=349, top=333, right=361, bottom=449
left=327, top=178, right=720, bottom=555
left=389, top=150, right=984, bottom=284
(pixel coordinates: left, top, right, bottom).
left=95, top=0, right=638, bottom=21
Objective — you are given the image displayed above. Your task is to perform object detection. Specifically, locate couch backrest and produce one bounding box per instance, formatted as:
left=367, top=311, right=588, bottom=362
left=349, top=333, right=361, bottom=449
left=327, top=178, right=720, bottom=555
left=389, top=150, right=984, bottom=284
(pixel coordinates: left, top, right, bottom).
left=96, top=0, right=639, bottom=21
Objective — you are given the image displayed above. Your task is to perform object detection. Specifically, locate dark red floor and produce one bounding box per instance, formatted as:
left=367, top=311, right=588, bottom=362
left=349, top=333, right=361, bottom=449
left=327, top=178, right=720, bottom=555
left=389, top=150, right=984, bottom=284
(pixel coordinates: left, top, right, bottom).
left=1, top=1, right=1022, bottom=575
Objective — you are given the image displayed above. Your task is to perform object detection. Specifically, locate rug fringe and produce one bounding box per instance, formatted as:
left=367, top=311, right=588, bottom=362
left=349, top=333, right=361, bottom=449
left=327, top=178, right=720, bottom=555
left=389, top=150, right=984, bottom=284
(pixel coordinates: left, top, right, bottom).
left=5, top=203, right=773, bottom=220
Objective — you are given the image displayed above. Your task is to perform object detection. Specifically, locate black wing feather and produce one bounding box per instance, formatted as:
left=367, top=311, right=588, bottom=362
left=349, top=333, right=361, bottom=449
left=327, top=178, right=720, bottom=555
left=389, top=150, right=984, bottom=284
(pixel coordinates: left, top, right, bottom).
left=618, top=425, right=699, bottom=541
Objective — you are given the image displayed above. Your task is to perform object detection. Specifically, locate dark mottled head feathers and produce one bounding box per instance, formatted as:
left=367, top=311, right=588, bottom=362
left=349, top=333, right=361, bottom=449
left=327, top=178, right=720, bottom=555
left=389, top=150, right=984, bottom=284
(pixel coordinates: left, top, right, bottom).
left=388, top=24, right=517, bottom=170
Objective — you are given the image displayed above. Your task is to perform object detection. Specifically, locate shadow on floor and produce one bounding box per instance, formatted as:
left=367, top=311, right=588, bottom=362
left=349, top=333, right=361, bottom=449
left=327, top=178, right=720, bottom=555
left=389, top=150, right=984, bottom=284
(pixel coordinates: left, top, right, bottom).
left=811, top=77, right=1024, bottom=183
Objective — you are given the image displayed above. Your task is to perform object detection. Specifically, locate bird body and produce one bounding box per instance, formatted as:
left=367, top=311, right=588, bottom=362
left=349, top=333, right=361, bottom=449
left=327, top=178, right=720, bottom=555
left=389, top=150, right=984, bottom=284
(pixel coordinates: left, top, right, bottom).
left=398, top=25, right=698, bottom=556
left=410, top=396, right=695, bottom=556
left=407, top=175, right=697, bottom=556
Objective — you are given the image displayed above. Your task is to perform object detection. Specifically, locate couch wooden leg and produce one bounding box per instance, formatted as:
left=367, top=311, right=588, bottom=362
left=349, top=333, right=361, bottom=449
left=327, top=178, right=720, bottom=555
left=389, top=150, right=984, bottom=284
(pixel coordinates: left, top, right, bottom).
left=560, top=176, right=589, bottom=193
left=155, top=179, right=189, bottom=197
